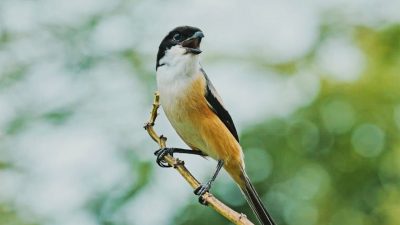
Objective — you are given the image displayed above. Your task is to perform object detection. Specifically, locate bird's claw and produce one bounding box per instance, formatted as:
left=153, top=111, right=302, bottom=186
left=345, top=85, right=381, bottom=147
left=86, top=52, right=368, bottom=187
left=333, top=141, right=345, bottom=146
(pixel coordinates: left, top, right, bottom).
left=154, top=148, right=173, bottom=167
left=194, top=182, right=211, bottom=196
left=194, top=182, right=211, bottom=205
left=198, top=196, right=208, bottom=205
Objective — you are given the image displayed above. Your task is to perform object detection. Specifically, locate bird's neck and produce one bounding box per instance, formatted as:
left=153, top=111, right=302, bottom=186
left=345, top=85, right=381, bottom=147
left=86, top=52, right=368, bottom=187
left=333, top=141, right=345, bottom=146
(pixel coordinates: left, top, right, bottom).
left=156, top=55, right=202, bottom=107
left=157, top=53, right=201, bottom=86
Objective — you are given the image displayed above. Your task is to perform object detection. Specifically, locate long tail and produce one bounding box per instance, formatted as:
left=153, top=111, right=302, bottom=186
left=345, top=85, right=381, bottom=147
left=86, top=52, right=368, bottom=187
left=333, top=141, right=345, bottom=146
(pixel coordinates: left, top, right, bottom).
left=239, top=172, right=276, bottom=225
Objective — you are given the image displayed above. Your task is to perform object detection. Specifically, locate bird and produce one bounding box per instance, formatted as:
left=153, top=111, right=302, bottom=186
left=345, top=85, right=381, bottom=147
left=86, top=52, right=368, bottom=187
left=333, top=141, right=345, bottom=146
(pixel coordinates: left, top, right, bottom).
left=154, top=25, right=276, bottom=225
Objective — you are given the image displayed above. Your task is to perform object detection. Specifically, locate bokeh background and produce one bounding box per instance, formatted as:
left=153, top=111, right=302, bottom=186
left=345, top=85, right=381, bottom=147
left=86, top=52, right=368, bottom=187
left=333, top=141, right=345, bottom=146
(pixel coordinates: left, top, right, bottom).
left=1, top=0, right=400, bottom=225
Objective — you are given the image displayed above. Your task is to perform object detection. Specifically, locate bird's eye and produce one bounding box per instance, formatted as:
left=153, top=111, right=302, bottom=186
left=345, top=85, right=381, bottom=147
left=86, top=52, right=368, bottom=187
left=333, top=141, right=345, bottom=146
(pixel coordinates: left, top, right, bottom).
left=173, top=33, right=182, bottom=41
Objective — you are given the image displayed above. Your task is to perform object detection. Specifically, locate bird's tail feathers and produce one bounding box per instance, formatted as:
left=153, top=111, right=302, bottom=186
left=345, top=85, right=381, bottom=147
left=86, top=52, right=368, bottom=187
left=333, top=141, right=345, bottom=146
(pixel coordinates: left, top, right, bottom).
left=239, top=171, right=276, bottom=225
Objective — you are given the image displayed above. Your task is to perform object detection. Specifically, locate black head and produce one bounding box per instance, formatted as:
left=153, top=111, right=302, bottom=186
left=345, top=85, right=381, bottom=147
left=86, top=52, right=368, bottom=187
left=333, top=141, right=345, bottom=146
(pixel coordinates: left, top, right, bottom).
left=156, top=26, right=204, bottom=70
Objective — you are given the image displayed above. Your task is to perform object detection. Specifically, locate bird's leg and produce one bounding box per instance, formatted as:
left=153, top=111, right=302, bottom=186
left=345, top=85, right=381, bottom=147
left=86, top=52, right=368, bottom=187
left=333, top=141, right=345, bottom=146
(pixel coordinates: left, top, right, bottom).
left=154, top=147, right=206, bottom=167
left=194, top=160, right=224, bottom=205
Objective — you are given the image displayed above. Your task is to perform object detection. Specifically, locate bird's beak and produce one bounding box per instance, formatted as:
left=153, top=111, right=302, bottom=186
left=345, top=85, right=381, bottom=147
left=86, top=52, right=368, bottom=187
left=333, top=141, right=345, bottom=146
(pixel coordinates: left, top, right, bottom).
left=181, top=31, right=204, bottom=55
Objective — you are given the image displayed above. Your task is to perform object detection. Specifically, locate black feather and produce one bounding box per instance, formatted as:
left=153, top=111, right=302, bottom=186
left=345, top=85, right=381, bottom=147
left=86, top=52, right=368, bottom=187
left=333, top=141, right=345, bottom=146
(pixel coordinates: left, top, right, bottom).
left=202, top=69, right=239, bottom=142
left=241, top=173, right=276, bottom=225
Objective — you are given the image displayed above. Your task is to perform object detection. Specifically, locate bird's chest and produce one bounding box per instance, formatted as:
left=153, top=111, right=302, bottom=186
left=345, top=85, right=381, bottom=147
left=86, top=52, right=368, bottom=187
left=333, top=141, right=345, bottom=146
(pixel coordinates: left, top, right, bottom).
left=157, top=74, right=208, bottom=149
left=160, top=89, right=195, bottom=129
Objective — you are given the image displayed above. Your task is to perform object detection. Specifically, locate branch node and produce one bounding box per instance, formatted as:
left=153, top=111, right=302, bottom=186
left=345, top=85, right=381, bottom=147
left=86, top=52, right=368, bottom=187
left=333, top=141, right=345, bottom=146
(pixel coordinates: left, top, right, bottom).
left=144, top=122, right=154, bottom=130
left=239, top=213, right=247, bottom=220
left=173, top=159, right=185, bottom=168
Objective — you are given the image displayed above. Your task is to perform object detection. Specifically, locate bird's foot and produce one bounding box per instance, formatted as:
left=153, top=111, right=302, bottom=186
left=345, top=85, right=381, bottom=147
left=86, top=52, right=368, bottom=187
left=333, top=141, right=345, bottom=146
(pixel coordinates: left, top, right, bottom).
left=154, top=148, right=174, bottom=167
left=194, top=181, right=212, bottom=205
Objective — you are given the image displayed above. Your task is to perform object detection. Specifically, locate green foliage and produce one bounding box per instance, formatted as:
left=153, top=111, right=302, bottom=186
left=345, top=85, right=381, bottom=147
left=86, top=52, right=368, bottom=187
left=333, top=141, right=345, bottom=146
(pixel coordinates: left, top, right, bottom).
left=0, top=205, right=39, bottom=225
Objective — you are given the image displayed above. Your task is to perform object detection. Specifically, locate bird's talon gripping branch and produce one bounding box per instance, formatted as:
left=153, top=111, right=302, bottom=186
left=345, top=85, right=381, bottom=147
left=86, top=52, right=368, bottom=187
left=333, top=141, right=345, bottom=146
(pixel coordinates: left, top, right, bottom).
left=154, top=147, right=207, bottom=168
left=154, top=148, right=174, bottom=167
left=194, top=181, right=212, bottom=196
left=198, top=195, right=208, bottom=205
left=195, top=183, right=211, bottom=206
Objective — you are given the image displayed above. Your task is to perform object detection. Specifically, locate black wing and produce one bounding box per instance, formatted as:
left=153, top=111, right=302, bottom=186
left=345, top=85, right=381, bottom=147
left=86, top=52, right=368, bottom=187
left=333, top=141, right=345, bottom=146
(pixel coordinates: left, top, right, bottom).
left=201, top=68, right=239, bottom=142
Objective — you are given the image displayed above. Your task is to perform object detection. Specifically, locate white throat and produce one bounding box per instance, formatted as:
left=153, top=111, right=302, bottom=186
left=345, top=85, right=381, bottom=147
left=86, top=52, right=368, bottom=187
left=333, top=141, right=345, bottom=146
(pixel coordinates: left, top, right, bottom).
left=157, top=45, right=200, bottom=78
left=156, top=45, right=201, bottom=106
left=157, top=45, right=201, bottom=88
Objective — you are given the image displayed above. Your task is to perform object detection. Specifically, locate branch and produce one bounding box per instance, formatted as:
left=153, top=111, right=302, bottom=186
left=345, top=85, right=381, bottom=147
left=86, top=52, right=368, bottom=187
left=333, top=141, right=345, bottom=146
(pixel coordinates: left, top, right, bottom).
left=144, top=92, right=254, bottom=225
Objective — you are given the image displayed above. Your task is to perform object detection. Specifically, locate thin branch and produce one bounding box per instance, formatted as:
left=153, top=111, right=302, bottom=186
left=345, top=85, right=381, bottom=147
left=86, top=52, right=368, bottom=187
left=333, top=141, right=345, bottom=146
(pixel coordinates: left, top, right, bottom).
left=144, top=92, right=254, bottom=225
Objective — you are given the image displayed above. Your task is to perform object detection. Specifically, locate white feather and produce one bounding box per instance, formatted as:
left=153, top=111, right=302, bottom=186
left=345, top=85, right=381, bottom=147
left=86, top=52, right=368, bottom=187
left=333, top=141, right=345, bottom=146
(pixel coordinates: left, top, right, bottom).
left=156, top=45, right=201, bottom=107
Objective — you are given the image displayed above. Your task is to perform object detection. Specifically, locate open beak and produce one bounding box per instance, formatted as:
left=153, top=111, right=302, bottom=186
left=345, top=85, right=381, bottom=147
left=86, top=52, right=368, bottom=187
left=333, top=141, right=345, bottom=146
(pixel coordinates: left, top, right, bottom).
left=181, top=31, right=204, bottom=55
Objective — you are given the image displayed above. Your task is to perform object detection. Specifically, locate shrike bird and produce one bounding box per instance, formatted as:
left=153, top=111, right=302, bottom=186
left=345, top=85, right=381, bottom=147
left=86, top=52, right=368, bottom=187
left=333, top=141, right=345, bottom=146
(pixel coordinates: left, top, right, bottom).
left=154, top=26, right=276, bottom=225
